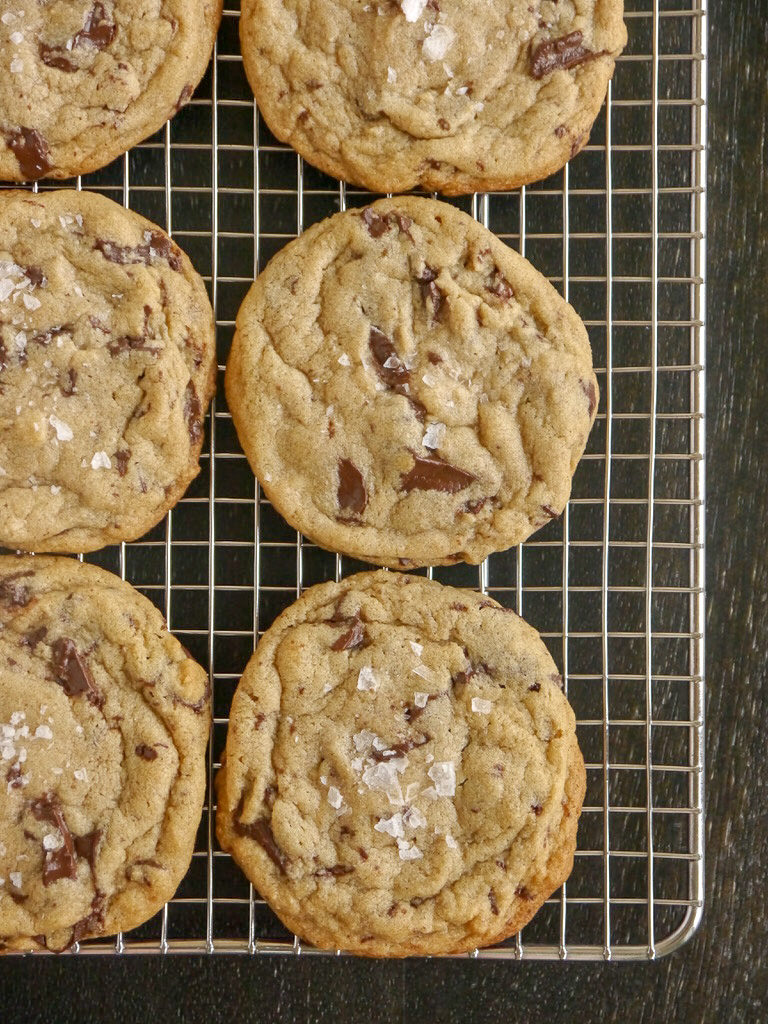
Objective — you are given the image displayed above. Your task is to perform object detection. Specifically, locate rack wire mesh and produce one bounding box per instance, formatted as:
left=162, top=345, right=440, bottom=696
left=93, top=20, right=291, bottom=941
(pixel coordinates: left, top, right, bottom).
left=3, top=0, right=706, bottom=960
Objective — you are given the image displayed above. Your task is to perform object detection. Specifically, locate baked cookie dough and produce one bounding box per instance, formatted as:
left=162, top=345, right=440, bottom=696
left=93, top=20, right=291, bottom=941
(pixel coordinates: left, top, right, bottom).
left=226, top=197, right=597, bottom=568
left=0, top=189, right=216, bottom=554
left=240, top=0, right=626, bottom=194
left=0, top=555, right=210, bottom=953
left=216, top=571, right=585, bottom=956
left=0, top=1, right=222, bottom=181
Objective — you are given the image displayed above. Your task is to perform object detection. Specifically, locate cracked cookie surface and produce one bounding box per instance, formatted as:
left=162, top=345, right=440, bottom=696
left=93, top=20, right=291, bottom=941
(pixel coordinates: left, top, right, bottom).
left=0, top=555, right=210, bottom=952
left=216, top=570, right=585, bottom=956
left=240, top=0, right=626, bottom=194
left=0, top=1, right=222, bottom=181
left=227, top=197, right=597, bottom=568
left=0, top=190, right=216, bottom=554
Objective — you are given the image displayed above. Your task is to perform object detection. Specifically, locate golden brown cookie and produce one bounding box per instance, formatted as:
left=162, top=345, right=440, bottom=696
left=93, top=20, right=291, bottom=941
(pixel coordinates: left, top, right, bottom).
left=240, top=0, right=626, bottom=194
left=226, top=197, right=597, bottom=568
left=0, top=555, right=210, bottom=953
left=0, top=189, right=216, bottom=554
left=0, top=1, right=222, bottom=181
left=217, top=571, right=585, bottom=956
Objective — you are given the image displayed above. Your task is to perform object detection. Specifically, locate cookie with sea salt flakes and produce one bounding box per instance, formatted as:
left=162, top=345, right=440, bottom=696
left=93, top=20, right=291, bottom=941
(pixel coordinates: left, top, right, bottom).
left=216, top=571, right=585, bottom=957
left=226, top=197, right=597, bottom=569
left=0, top=189, right=216, bottom=554
left=0, top=555, right=210, bottom=953
left=0, top=1, right=222, bottom=181
left=240, top=0, right=626, bottom=195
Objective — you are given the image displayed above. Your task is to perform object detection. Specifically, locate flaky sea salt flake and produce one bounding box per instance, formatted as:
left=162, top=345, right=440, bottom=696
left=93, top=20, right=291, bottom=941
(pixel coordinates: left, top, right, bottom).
left=423, top=24, right=455, bottom=62
left=427, top=761, right=456, bottom=797
left=400, top=0, right=427, bottom=22
left=48, top=415, right=73, bottom=442
left=357, top=666, right=379, bottom=692
left=471, top=697, right=492, bottom=714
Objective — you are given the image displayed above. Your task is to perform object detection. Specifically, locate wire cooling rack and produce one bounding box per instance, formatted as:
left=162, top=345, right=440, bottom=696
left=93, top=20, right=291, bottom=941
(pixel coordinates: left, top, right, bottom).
left=3, top=0, right=706, bottom=960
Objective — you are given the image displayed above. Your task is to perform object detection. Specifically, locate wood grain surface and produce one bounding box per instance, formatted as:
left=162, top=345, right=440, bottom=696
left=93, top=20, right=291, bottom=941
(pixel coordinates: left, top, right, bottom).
left=2, top=2, right=767, bottom=1021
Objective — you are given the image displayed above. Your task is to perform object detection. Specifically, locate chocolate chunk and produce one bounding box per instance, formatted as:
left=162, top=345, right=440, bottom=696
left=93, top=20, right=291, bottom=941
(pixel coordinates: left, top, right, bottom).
left=264, top=784, right=277, bottom=809
left=71, top=893, right=106, bottom=946
left=135, top=744, right=158, bottom=761
left=401, top=453, right=475, bottom=494
left=60, top=368, right=78, bottom=397
left=232, top=796, right=289, bottom=874
left=254, top=712, right=265, bottom=730
left=25, top=266, right=47, bottom=288
left=337, top=458, right=367, bottom=514
left=4, top=127, right=53, bottom=181
left=478, top=601, right=496, bottom=610
left=530, top=30, right=606, bottom=80
left=6, top=763, right=23, bottom=789
left=73, top=830, right=101, bottom=873
left=531, top=803, right=543, bottom=816
left=404, top=694, right=439, bottom=722
left=417, top=266, right=446, bottom=320
left=362, top=207, right=389, bottom=238
left=39, top=44, right=78, bottom=72
left=0, top=570, right=34, bottom=608
left=438, top=118, right=450, bottom=131
left=541, top=505, right=558, bottom=519
left=528, top=682, right=541, bottom=693
left=515, top=885, right=533, bottom=900
left=51, top=637, right=102, bottom=707
left=450, top=602, right=468, bottom=612
left=331, top=614, right=366, bottom=652
left=184, top=382, right=203, bottom=445
left=369, top=327, right=409, bottom=389
left=94, top=232, right=182, bottom=272
left=29, top=325, right=72, bottom=348
left=314, top=864, right=354, bottom=878
left=463, top=497, right=489, bottom=515
left=427, top=351, right=442, bottom=365
left=0, top=339, right=7, bottom=371
left=175, top=84, right=194, bottom=111
left=107, top=335, right=161, bottom=357
left=370, top=734, right=429, bottom=761
left=31, top=794, right=77, bottom=886
left=487, top=269, right=514, bottom=301
left=582, top=378, right=597, bottom=417
left=489, top=889, right=499, bottom=915
left=21, top=625, right=47, bottom=650
left=114, top=449, right=131, bottom=476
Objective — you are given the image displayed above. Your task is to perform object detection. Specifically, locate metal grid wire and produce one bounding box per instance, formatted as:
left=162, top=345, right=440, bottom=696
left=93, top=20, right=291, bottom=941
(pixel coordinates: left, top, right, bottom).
left=5, top=0, right=706, bottom=960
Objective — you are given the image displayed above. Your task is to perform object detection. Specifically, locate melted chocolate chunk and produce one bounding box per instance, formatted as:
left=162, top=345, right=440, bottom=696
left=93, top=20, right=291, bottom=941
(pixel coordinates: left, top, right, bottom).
left=582, top=378, right=597, bottom=418
left=114, top=449, right=131, bottom=476
left=515, top=885, right=533, bottom=900
left=314, top=864, right=354, bottom=878
left=71, top=893, right=106, bottom=946
left=463, top=496, right=490, bottom=515
left=369, top=327, right=409, bottom=389
left=31, top=794, right=77, bottom=886
left=40, top=4, right=116, bottom=71
left=175, top=84, right=194, bottom=111
left=487, top=269, right=514, bottom=301
left=94, top=232, right=182, bottom=272
left=530, top=30, right=606, bottom=79
left=370, top=734, right=429, bottom=761
left=232, top=796, right=289, bottom=874
left=73, top=830, right=101, bottom=873
left=253, top=712, right=265, bottom=730
left=361, top=207, right=413, bottom=240
left=4, top=127, right=53, bottom=181
left=488, top=889, right=499, bottom=915
left=30, top=324, right=72, bottom=348
left=135, top=744, right=158, bottom=761
left=541, top=505, right=558, bottom=519
left=401, top=453, right=475, bottom=494
left=417, top=265, right=446, bottom=319
left=184, top=382, right=203, bottom=444
left=0, top=339, right=7, bottom=371
left=0, top=570, right=34, bottom=608
left=404, top=693, right=440, bottom=722
left=21, top=625, right=47, bottom=650
left=531, top=803, right=543, bottom=816
left=331, top=614, right=367, bottom=652
left=6, top=763, right=23, bottom=789
left=337, top=458, right=367, bottom=514
left=51, top=638, right=102, bottom=706
left=528, top=681, right=541, bottom=693
left=25, top=266, right=47, bottom=288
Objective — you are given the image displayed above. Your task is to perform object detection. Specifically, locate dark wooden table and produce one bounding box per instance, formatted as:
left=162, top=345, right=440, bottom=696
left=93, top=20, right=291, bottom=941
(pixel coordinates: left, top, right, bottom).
left=3, top=2, right=767, bottom=1020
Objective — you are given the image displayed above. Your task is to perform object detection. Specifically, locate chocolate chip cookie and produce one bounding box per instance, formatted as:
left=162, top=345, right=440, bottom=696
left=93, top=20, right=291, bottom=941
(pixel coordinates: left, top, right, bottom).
left=0, top=189, right=216, bottom=554
left=0, top=555, right=210, bottom=952
left=0, top=1, right=222, bottom=181
left=240, top=0, right=626, bottom=194
left=226, top=197, right=597, bottom=568
left=216, top=571, right=584, bottom=956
